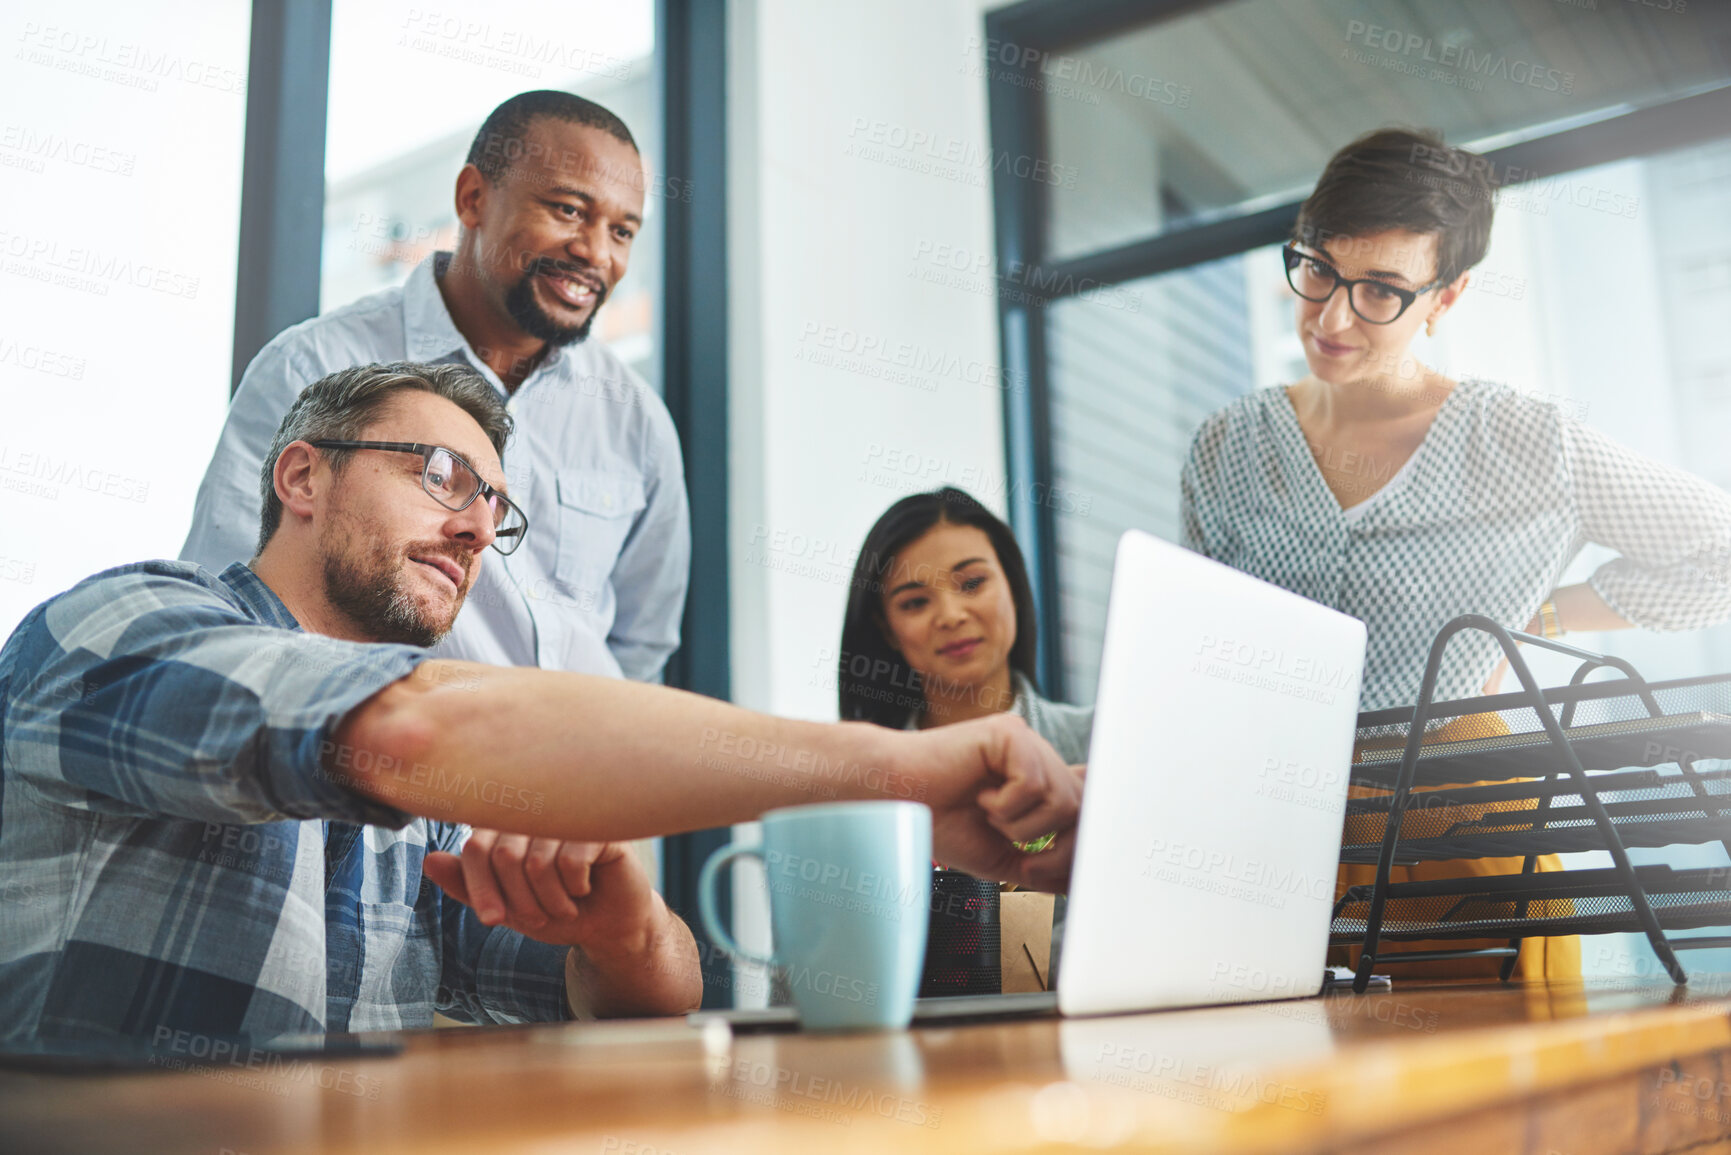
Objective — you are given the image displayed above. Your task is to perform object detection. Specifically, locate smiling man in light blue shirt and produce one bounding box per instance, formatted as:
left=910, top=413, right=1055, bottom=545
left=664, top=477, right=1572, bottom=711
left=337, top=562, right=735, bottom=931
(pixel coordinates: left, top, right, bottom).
left=182, top=90, right=688, bottom=682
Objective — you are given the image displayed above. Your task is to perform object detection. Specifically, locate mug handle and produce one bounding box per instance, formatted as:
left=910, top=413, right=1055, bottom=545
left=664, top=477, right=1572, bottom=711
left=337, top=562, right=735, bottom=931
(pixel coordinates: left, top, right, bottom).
left=699, top=837, right=778, bottom=968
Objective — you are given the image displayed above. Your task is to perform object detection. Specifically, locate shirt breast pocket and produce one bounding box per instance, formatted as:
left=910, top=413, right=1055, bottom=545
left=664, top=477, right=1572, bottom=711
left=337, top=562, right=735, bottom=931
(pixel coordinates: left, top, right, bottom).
left=554, top=468, right=647, bottom=609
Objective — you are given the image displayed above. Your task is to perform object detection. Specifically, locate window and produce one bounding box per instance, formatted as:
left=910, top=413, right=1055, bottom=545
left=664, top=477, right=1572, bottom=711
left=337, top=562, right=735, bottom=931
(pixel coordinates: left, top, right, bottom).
left=988, top=0, right=1731, bottom=976
left=1044, top=139, right=1731, bottom=701
left=1042, top=0, right=1728, bottom=262
left=988, top=0, right=1731, bottom=696
left=1046, top=255, right=1253, bottom=699
left=0, top=0, right=250, bottom=638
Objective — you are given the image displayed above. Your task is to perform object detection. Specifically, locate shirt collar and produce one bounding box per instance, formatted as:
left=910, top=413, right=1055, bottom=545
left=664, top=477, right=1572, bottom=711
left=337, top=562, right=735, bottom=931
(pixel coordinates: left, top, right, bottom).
left=403, top=252, right=472, bottom=363
left=217, top=562, right=304, bottom=631
left=403, top=252, right=565, bottom=381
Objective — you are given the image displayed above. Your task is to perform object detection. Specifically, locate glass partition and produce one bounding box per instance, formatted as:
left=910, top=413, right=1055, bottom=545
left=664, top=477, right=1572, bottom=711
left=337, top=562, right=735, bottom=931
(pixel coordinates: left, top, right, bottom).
left=1043, top=0, right=1731, bottom=261
left=0, top=0, right=250, bottom=637
left=1045, top=139, right=1731, bottom=701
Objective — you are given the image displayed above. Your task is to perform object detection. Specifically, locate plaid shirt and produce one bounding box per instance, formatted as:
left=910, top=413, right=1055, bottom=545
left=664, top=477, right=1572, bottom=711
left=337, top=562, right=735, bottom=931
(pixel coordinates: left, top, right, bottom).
left=0, top=561, right=572, bottom=1040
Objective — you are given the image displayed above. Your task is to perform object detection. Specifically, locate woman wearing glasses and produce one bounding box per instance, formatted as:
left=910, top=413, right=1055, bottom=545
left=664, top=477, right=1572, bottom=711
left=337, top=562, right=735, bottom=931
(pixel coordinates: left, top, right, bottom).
left=1180, top=127, right=1731, bottom=979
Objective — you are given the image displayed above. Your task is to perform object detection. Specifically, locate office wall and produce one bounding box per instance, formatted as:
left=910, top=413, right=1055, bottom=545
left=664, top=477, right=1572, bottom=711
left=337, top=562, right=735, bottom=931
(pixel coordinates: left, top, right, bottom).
left=727, top=0, right=1010, bottom=723
left=724, top=0, right=1009, bottom=1000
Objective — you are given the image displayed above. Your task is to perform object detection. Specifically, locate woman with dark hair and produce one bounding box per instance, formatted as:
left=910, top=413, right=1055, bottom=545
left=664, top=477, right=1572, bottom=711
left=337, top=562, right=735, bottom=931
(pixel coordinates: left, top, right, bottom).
left=839, top=487, right=1091, bottom=764
left=1181, top=127, right=1731, bottom=979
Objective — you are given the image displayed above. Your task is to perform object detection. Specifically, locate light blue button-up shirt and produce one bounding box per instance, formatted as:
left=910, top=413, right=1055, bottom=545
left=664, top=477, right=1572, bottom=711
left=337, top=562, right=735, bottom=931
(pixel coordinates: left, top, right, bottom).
left=181, top=254, right=690, bottom=681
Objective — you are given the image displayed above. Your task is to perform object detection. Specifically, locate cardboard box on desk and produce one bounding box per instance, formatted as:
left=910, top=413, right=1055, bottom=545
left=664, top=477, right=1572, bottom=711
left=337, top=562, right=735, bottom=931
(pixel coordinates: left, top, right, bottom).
left=1000, top=891, right=1055, bottom=993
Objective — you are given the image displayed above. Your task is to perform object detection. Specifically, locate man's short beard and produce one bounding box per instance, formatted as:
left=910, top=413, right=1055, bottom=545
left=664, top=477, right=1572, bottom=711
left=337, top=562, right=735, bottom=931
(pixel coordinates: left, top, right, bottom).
left=320, top=517, right=458, bottom=648
left=505, top=260, right=606, bottom=347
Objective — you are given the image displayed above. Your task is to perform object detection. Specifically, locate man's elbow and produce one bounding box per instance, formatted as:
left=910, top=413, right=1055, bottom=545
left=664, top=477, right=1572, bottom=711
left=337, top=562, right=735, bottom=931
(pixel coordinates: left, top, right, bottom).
left=627, top=965, right=703, bottom=1019
left=668, top=955, right=704, bottom=1015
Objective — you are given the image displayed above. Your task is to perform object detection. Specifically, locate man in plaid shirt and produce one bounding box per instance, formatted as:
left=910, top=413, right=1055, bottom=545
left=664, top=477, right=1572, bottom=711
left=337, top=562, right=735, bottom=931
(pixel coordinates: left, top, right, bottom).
left=0, top=362, right=1080, bottom=1042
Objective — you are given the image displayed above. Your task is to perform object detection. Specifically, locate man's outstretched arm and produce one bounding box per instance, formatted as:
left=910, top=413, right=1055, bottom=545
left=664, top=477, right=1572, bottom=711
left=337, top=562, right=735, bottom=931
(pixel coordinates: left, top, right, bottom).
left=331, top=660, right=1079, bottom=890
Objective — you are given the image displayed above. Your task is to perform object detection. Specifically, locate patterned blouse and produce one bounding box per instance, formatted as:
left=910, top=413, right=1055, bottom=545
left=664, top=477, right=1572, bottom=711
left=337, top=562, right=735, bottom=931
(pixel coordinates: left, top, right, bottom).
left=1180, top=379, right=1731, bottom=712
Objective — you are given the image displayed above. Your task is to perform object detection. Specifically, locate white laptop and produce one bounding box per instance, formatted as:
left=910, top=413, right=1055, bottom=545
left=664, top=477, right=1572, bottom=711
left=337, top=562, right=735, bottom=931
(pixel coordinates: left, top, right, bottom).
left=694, top=529, right=1366, bottom=1028
left=1055, top=528, right=1364, bottom=1015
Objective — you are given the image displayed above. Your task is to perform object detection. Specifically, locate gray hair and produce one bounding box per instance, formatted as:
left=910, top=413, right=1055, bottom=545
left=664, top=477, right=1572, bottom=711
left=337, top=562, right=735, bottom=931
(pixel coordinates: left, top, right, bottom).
left=255, top=361, right=513, bottom=555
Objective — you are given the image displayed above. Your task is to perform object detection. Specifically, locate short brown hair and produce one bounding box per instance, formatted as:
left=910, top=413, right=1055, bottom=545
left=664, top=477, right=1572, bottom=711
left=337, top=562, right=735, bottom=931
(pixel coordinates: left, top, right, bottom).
left=1294, top=127, right=1496, bottom=286
left=255, top=361, right=512, bottom=555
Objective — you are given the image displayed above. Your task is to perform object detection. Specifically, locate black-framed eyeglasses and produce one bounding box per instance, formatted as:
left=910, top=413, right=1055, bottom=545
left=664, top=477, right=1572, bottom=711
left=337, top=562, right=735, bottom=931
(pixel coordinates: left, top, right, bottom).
left=1281, top=243, right=1442, bottom=325
left=308, top=440, right=529, bottom=555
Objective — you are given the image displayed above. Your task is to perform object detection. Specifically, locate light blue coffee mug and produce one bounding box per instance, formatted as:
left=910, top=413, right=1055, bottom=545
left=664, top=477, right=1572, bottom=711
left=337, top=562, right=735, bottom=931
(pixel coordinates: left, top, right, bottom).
left=699, top=800, right=932, bottom=1031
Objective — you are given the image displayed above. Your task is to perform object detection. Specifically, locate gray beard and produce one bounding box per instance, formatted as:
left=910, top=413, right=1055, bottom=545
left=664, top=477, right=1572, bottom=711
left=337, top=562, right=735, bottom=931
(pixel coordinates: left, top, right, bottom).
left=320, top=522, right=454, bottom=648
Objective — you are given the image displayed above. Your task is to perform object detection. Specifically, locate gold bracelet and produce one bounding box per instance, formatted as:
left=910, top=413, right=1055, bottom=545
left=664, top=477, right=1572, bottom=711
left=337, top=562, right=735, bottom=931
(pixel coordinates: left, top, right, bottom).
left=1538, top=600, right=1562, bottom=639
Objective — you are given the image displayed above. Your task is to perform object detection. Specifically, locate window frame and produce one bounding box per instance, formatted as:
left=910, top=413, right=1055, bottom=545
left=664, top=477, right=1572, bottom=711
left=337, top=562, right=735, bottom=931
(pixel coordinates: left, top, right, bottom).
left=231, top=0, right=332, bottom=393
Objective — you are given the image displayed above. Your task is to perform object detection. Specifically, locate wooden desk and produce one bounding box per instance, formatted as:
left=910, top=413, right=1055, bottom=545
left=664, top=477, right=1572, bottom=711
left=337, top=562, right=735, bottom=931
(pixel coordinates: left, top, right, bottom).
left=6, top=978, right=1731, bottom=1154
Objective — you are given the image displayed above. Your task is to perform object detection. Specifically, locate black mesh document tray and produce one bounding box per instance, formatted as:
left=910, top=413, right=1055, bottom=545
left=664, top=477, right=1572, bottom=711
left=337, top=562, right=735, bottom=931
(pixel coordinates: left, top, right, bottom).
left=1352, top=703, right=1731, bottom=791
left=1331, top=615, right=1731, bottom=992
left=1339, top=763, right=1731, bottom=862
left=1332, top=865, right=1731, bottom=942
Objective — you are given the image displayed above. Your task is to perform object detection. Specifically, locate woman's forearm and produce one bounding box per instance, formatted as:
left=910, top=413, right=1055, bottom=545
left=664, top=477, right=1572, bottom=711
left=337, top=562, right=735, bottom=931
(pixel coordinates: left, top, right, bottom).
left=1525, top=582, right=1633, bottom=635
